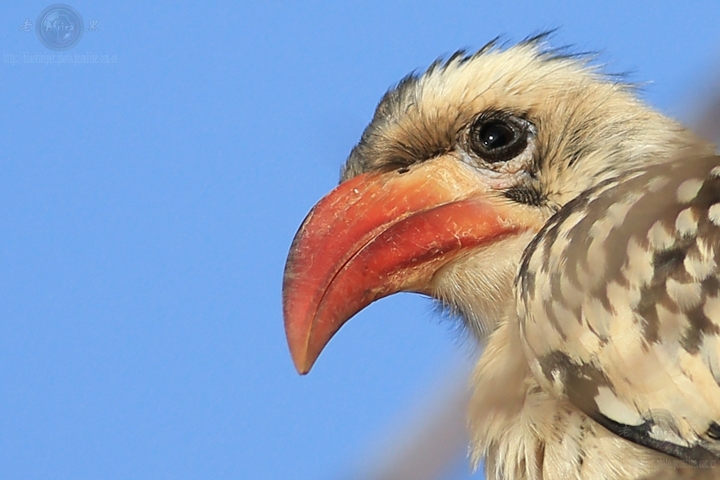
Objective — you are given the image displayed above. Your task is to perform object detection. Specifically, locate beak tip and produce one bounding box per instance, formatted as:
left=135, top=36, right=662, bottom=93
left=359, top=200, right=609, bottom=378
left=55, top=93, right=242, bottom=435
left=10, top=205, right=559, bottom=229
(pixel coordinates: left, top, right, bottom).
left=290, top=350, right=315, bottom=375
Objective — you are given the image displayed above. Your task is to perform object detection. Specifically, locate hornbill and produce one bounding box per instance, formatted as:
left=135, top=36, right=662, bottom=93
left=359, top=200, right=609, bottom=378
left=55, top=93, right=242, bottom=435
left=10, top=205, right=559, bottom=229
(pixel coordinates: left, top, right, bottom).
left=282, top=37, right=720, bottom=479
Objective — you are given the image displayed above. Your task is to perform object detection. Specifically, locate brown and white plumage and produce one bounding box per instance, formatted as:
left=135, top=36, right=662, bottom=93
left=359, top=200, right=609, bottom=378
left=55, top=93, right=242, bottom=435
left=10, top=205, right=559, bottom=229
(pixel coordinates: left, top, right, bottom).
left=282, top=36, right=720, bottom=479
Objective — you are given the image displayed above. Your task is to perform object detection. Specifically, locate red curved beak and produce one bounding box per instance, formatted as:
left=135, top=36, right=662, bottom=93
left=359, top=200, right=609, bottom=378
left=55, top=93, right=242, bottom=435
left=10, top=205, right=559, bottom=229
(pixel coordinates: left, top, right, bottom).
left=282, top=156, right=535, bottom=374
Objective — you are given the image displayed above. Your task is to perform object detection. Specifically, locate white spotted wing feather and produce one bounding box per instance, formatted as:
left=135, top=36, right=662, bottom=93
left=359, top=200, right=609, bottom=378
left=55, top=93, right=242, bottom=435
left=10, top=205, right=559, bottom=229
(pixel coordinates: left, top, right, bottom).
left=517, top=155, right=720, bottom=466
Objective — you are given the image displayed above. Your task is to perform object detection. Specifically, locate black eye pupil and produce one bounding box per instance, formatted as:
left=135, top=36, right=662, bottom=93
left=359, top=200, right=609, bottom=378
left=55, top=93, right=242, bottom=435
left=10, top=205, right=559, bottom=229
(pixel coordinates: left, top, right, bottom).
left=480, top=122, right=514, bottom=149
left=467, top=114, right=530, bottom=163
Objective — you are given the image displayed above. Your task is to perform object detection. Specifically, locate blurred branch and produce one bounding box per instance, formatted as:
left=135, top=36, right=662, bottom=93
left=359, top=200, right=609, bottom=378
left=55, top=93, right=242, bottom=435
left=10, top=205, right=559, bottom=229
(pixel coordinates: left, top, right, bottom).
left=693, top=86, right=720, bottom=144
left=342, top=366, right=476, bottom=480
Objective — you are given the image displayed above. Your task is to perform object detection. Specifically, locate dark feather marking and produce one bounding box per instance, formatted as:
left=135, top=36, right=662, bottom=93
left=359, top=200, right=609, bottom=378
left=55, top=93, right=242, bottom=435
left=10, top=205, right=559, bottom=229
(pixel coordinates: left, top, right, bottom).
left=521, top=30, right=558, bottom=47
left=522, top=268, right=536, bottom=301
left=653, top=247, right=686, bottom=278
left=473, top=37, right=500, bottom=58
left=517, top=234, right=542, bottom=297
left=637, top=285, right=661, bottom=344
left=576, top=420, right=588, bottom=468
left=695, top=175, right=720, bottom=206
left=534, top=441, right=545, bottom=477
left=591, top=414, right=719, bottom=467
left=682, top=308, right=720, bottom=354
left=703, top=276, right=720, bottom=297
left=632, top=238, right=694, bottom=344
left=538, top=351, right=607, bottom=414
left=504, top=185, right=546, bottom=206
left=444, top=49, right=467, bottom=67
left=542, top=291, right=568, bottom=341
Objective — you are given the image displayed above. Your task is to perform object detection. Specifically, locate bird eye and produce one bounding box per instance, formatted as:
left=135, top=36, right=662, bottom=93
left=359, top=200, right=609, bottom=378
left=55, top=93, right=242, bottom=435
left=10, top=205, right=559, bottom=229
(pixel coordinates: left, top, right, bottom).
left=468, top=115, right=529, bottom=163
left=479, top=121, right=514, bottom=149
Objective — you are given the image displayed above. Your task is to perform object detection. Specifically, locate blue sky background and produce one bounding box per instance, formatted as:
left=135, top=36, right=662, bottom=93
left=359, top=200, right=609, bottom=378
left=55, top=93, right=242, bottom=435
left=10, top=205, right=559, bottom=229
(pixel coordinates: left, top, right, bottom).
left=0, top=2, right=719, bottom=479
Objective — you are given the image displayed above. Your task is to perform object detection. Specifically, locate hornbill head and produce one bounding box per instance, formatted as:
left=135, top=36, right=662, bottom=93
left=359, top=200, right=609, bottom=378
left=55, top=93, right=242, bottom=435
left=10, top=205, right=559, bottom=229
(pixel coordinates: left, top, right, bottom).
left=283, top=38, right=711, bottom=375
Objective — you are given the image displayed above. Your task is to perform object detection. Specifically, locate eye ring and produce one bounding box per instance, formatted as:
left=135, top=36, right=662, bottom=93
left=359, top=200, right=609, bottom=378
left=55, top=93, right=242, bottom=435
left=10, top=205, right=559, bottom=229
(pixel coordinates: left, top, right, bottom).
left=467, top=114, right=530, bottom=163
